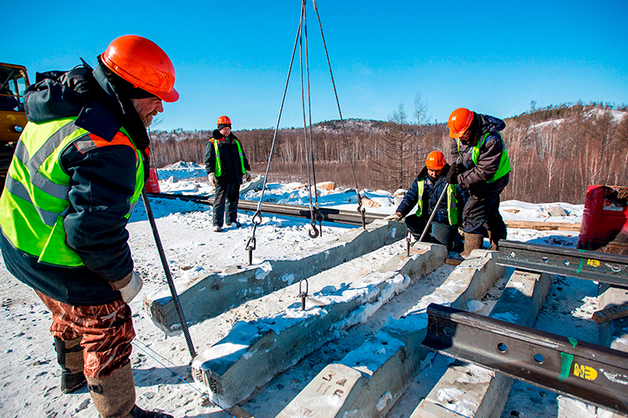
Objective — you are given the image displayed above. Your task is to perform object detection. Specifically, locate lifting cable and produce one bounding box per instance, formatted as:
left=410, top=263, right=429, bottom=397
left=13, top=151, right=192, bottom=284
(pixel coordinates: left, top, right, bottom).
left=312, top=0, right=366, bottom=228
left=246, top=1, right=306, bottom=265
left=300, top=2, right=324, bottom=239
left=246, top=0, right=365, bottom=264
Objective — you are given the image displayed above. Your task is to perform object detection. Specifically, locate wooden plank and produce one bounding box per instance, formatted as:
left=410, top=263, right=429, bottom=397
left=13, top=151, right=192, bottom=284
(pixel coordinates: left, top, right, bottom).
left=592, top=304, right=628, bottom=324
left=504, top=220, right=580, bottom=231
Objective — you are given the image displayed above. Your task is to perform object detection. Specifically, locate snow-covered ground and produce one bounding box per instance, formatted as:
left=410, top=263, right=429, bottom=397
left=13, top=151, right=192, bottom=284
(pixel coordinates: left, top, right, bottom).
left=0, top=162, right=607, bottom=418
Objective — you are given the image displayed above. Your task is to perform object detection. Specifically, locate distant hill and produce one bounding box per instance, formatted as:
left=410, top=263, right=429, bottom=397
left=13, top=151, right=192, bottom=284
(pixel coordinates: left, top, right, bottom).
left=151, top=102, right=628, bottom=204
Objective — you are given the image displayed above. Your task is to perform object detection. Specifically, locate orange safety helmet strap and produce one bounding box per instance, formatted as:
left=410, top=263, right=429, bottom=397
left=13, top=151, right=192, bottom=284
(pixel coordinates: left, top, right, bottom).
left=217, top=115, right=232, bottom=126
left=426, top=150, right=446, bottom=170
left=101, top=35, right=179, bottom=103
left=448, top=108, right=475, bottom=138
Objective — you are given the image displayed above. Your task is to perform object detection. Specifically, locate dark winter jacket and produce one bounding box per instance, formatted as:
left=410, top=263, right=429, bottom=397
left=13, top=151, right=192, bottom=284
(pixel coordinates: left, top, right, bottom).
left=396, top=165, right=464, bottom=225
left=204, top=130, right=251, bottom=184
left=450, top=113, right=510, bottom=194
left=0, top=62, right=150, bottom=305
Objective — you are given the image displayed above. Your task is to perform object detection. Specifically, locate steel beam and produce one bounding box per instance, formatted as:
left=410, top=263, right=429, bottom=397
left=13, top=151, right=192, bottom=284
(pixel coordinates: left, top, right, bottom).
left=497, top=240, right=628, bottom=286
left=423, top=303, right=628, bottom=415
left=147, top=192, right=380, bottom=226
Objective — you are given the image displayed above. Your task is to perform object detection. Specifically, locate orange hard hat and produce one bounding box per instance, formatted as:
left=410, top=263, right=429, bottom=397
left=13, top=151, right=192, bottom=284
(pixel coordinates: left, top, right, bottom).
left=426, top=150, right=446, bottom=170
left=448, top=108, right=475, bottom=138
left=101, top=35, right=179, bottom=102
left=217, top=115, right=231, bottom=125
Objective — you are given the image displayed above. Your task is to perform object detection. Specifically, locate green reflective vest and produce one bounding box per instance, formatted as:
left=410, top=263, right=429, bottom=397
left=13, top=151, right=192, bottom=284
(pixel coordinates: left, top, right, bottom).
left=415, top=178, right=460, bottom=226
left=0, top=118, right=144, bottom=267
left=212, top=137, right=246, bottom=177
left=457, top=132, right=511, bottom=183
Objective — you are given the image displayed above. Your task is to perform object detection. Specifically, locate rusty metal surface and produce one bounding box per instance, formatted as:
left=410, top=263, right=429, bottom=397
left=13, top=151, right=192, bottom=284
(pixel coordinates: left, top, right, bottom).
left=497, top=240, right=628, bottom=286
left=423, top=303, right=628, bottom=415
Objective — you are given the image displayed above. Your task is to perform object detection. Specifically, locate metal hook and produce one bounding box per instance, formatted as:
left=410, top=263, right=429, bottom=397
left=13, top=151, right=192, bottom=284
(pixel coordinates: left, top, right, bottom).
left=308, top=221, right=320, bottom=238
left=298, top=279, right=309, bottom=310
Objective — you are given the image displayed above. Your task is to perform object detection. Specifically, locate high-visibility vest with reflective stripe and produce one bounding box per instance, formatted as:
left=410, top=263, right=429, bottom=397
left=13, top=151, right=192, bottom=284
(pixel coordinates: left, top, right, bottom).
left=212, top=137, right=246, bottom=177
left=457, top=132, right=511, bottom=183
left=415, top=178, right=460, bottom=226
left=0, top=118, right=144, bottom=267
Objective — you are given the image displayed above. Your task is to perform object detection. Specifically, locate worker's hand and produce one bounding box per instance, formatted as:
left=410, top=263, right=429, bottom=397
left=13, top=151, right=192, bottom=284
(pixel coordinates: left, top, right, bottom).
left=446, top=163, right=462, bottom=184
left=208, top=172, right=217, bottom=186
left=111, top=272, right=143, bottom=303
left=243, top=170, right=252, bottom=182
left=384, top=212, right=403, bottom=222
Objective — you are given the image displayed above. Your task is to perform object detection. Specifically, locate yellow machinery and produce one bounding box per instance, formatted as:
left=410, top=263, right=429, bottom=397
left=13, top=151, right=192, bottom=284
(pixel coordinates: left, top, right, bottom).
left=0, top=62, right=29, bottom=186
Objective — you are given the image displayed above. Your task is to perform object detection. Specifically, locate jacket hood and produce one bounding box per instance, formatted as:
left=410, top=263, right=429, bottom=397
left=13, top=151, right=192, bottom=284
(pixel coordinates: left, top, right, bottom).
left=23, top=62, right=150, bottom=151
left=477, top=114, right=506, bottom=135
left=212, top=130, right=238, bottom=141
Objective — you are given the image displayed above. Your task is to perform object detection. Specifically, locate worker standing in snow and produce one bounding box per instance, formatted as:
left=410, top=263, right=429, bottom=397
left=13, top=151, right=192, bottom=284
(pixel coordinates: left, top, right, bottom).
left=0, top=35, right=176, bottom=418
left=446, top=108, right=511, bottom=257
left=384, top=150, right=465, bottom=252
left=205, top=116, right=251, bottom=232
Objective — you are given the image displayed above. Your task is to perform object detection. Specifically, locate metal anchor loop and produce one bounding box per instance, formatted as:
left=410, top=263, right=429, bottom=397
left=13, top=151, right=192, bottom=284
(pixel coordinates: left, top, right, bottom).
left=298, top=279, right=309, bottom=310
left=245, top=236, right=257, bottom=266
left=406, top=228, right=413, bottom=256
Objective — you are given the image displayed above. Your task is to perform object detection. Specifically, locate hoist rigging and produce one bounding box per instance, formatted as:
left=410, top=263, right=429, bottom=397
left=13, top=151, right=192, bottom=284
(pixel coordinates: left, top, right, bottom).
left=246, top=0, right=366, bottom=264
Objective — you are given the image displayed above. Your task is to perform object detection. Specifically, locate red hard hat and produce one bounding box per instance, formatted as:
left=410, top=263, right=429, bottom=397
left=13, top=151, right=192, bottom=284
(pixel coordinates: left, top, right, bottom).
left=101, top=35, right=179, bottom=102
left=426, top=150, right=446, bottom=170
left=448, top=108, right=474, bottom=138
left=217, top=115, right=231, bottom=125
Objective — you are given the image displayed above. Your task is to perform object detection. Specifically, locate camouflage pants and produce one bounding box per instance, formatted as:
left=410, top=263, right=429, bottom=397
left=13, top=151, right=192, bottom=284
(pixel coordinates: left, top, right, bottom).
left=36, top=291, right=135, bottom=379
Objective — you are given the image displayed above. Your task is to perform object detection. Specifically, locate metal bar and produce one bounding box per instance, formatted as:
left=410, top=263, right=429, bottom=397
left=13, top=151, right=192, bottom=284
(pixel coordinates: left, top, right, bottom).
left=146, top=192, right=381, bottom=226
left=141, top=191, right=196, bottom=359
left=497, top=240, right=628, bottom=286
left=423, top=303, right=628, bottom=415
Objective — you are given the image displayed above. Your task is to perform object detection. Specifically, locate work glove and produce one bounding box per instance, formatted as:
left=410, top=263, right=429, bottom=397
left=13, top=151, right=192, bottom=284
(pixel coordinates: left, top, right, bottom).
left=446, top=163, right=463, bottom=184
left=111, top=272, right=143, bottom=303
left=243, top=170, right=252, bottom=182
left=384, top=212, right=403, bottom=222
left=208, top=172, right=217, bottom=186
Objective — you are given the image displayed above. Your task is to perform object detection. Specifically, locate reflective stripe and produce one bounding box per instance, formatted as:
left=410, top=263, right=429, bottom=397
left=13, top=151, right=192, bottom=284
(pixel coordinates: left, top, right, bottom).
left=13, top=122, right=81, bottom=200
left=446, top=184, right=460, bottom=226
left=213, top=137, right=246, bottom=178
left=4, top=175, right=61, bottom=227
left=415, top=179, right=425, bottom=217
left=456, top=132, right=511, bottom=183
left=415, top=179, right=459, bottom=226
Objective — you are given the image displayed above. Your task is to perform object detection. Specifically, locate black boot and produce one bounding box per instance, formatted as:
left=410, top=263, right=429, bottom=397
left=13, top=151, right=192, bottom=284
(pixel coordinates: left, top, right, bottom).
left=54, top=337, right=87, bottom=394
left=131, top=405, right=174, bottom=418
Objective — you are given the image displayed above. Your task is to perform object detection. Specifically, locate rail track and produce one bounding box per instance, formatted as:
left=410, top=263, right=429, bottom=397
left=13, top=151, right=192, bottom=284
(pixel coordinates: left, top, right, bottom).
left=147, top=192, right=582, bottom=231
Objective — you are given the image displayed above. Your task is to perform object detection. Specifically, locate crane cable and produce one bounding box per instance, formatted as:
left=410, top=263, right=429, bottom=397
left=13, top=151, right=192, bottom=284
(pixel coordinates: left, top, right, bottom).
left=245, top=1, right=306, bottom=265
left=312, top=0, right=366, bottom=228
left=300, top=2, right=323, bottom=239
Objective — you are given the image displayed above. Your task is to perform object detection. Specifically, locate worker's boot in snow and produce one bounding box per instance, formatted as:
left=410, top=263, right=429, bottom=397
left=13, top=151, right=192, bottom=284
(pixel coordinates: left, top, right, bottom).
left=86, top=363, right=173, bottom=418
left=130, top=405, right=174, bottom=418
left=461, top=233, right=484, bottom=258
left=54, top=337, right=86, bottom=394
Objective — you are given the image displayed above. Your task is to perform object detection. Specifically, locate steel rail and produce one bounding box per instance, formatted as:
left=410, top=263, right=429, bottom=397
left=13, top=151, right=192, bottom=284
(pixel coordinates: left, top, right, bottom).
left=497, top=240, right=628, bottom=286
left=424, top=303, right=628, bottom=415
left=146, top=192, right=381, bottom=226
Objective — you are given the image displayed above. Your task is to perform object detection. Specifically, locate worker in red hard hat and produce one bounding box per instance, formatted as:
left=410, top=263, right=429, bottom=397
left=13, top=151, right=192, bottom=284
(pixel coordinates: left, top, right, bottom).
left=446, top=108, right=511, bottom=257
left=385, top=150, right=465, bottom=252
left=0, top=35, right=177, bottom=418
left=205, top=115, right=251, bottom=232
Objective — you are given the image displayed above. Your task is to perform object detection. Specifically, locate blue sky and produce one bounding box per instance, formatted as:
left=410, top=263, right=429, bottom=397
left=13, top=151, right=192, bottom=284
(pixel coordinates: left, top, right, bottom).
left=4, top=0, right=627, bottom=131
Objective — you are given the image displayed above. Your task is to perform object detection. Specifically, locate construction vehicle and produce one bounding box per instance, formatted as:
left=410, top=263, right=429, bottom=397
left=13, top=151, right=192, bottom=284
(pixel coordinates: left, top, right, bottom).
left=0, top=63, right=30, bottom=187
